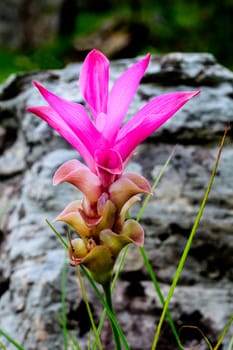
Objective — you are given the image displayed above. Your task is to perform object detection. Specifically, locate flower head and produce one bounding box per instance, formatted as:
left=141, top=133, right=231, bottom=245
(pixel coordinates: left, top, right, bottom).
left=28, top=49, right=200, bottom=188
left=28, top=49, right=200, bottom=284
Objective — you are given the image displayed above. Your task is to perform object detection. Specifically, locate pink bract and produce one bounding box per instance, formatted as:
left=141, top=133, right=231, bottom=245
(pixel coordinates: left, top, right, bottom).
left=27, top=49, right=200, bottom=186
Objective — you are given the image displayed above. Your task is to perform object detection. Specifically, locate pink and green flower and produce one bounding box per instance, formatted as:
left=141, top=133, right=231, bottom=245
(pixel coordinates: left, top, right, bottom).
left=28, top=49, right=200, bottom=284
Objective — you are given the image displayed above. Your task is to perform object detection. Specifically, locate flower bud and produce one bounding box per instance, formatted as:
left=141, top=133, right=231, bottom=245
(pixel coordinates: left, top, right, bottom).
left=69, top=238, right=88, bottom=261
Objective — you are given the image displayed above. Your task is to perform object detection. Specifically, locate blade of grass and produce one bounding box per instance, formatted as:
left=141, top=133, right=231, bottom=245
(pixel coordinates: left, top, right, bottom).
left=103, top=282, right=122, bottom=350
left=151, top=126, right=229, bottom=350
left=137, top=145, right=183, bottom=349
left=0, top=329, right=25, bottom=350
left=61, top=252, right=68, bottom=350
left=80, top=265, right=130, bottom=350
left=43, top=221, right=84, bottom=349
left=179, top=325, right=214, bottom=350
left=91, top=245, right=130, bottom=350
left=227, top=333, right=233, bottom=350
left=56, top=314, right=82, bottom=350
left=87, top=331, right=93, bottom=350
left=137, top=145, right=177, bottom=222
left=76, top=267, right=103, bottom=350
left=0, top=341, right=7, bottom=350
left=45, top=219, right=68, bottom=249
left=139, top=246, right=183, bottom=349
left=214, top=315, right=233, bottom=350
left=68, top=330, right=82, bottom=350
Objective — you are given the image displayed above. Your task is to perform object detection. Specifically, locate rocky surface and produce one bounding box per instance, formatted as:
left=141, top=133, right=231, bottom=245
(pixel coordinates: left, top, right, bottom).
left=0, top=53, right=233, bottom=350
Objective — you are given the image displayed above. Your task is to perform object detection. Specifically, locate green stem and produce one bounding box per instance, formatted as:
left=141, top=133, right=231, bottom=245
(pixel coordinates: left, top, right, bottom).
left=80, top=266, right=130, bottom=350
left=103, top=282, right=122, bottom=350
left=61, top=253, right=68, bottom=350
left=77, top=268, right=103, bottom=350
left=91, top=247, right=129, bottom=350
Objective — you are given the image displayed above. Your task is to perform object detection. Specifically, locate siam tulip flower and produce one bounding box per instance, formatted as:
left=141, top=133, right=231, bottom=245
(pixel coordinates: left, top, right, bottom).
left=28, top=49, right=200, bottom=189
left=27, top=49, right=200, bottom=284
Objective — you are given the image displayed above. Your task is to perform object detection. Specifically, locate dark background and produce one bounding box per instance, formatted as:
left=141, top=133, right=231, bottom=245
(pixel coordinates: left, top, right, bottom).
left=0, top=0, right=232, bottom=82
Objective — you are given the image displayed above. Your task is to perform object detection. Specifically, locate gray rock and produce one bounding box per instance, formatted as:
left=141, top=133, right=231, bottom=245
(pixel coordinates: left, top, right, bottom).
left=0, top=52, right=233, bottom=350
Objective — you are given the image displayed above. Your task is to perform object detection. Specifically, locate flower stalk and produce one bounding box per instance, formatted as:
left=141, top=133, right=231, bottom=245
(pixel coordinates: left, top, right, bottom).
left=28, top=48, right=201, bottom=349
left=103, top=282, right=122, bottom=350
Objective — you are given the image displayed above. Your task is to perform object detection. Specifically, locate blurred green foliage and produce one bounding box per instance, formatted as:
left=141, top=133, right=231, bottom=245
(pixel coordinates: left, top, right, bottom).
left=0, top=41, right=68, bottom=82
left=0, top=0, right=232, bottom=83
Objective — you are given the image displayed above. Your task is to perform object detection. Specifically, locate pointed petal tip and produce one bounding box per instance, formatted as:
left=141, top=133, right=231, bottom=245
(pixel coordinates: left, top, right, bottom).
left=32, top=80, right=49, bottom=98
left=52, top=159, right=79, bottom=186
left=88, top=48, right=109, bottom=60
left=33, top=80, right=42, bottom=89
left=26, top=106, right=33, bottom=112
left=26, top=105, right=43, bottom=114
left=83, top=48, right=109, bottom=68
left=186, top=89, right=201, bottom=99
left=144, top=52, right=151, bottom=63
left=54, top=214, right=61, bottom=222
left=52, top=176, right=59, bottom=186
left=139, top=52, right=151, bottom=71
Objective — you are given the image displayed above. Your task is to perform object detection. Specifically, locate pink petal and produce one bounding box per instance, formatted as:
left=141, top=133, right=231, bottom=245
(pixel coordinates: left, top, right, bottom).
left=27, top=106, right=95, bottom=171
left=94, top=148, right=123, bottom=188
left=55, top=200, right=91, bottom=237
left=53, top=159, right=102, bottom=203
left=95, top=199, right=116, bottom=232
left=78, top=209, right=103, bottom=227
left=79, top=197, right=116, bottom=232
left=115, top=196, right=141, bottom=232
left=116, top=90, right=200, bottom=160
left=79, top=49, right=109, bottom=119
left=103, top=53, right=150, bottom=143
left=109, top=173, right=151, bottom=211
left=121, top=219, right=144, bottom=246
left=33, top=80, right=105, bottom=156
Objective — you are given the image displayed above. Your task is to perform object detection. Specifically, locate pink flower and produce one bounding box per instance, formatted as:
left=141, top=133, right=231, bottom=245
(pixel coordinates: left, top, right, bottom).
left=27, top=50, right=200, bottom=284
left=27, top=49, right=200, bottom=188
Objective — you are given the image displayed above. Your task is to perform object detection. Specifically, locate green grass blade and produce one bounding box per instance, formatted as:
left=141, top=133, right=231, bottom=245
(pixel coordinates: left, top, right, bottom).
left=91, top=246, right=130, bottom=350
left=136, top=145, right=183, bottom=349
left=45, top=219, right=68, bottom=249
left=0, top=329, right=25, bottom=350
left=57, top=314, right=82, bottom=350
left=137, top=145, right=177, bottom=222
left=0, top=340, right=7, bottom=350
left=103, top=283, right=122, bottom=350
left=227, top=334, right=233, bottom=350
left=214, top=315, right=233, bottom=350
left=80, top=266, right=130, bottom=350
left=179, top=325, right=214, bottom=350
left=68, top=331, right=82, bottom=350
left=139, top=246, right=183, bottom=349
left=61, top=252, right=68, bottom=350
left=76, top=267, right=103, bottom=350
left=151, top=126, right=229, bottom=350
